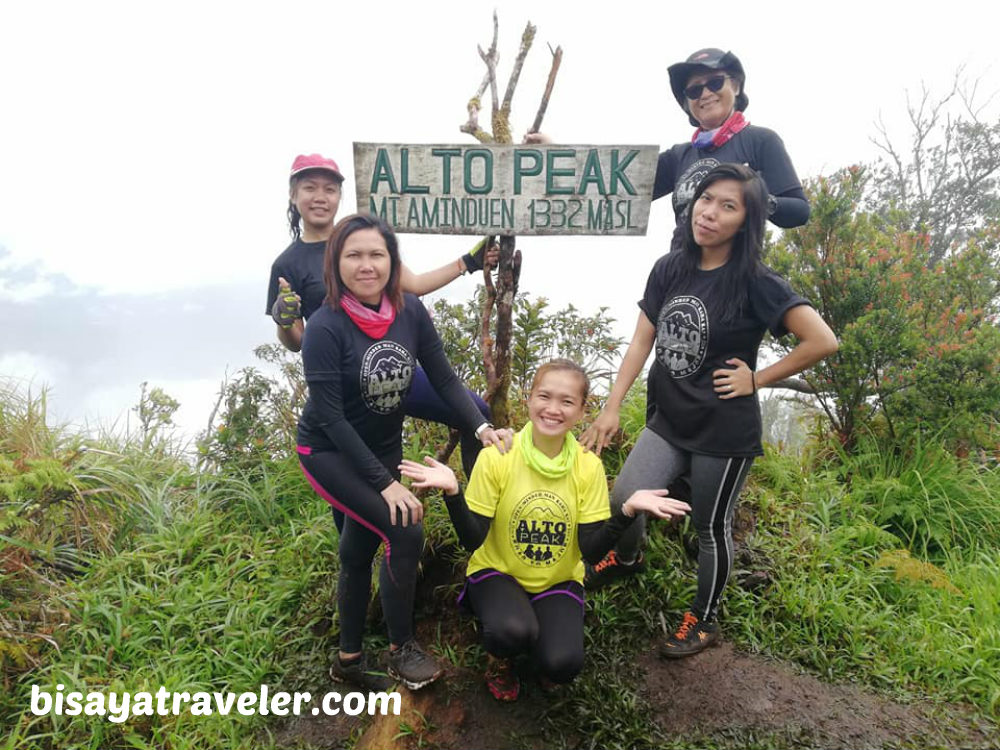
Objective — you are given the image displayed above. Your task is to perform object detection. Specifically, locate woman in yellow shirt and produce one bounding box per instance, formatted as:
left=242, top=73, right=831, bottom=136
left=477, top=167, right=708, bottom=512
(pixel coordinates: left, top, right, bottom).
left=400, top=359, right=691, bottom=701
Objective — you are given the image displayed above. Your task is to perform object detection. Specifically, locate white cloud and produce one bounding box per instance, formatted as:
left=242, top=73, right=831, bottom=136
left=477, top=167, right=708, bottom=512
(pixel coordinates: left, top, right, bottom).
left=0, top=352, right=64, bottom=387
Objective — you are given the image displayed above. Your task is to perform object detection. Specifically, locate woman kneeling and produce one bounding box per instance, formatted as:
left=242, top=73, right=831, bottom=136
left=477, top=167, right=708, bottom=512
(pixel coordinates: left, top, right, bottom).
left=401, top=359, right=690, bottom=700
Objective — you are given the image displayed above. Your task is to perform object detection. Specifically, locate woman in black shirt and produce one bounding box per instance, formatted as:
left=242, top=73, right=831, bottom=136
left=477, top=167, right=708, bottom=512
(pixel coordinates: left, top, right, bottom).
left=297, top=213, right=511, bottom=690
left=654, top=48, right=810, bottom=251
left=581, top=164, right=837, bottom=657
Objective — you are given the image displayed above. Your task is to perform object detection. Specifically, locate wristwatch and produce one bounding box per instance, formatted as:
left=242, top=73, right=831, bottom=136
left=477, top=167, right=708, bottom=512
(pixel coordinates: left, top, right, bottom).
left=474, top=422, right=494, bottom=440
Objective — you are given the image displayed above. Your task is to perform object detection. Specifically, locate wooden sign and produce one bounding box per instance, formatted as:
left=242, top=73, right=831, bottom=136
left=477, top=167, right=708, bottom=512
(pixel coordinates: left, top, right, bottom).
left=354, top=143, right=658, bottom=236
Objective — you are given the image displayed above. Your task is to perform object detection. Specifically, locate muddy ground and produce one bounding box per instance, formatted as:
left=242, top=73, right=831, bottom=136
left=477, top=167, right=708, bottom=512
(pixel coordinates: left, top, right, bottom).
left=272, top=548, right=998, bottom=750
left=273, top=639, right=996, bottom=749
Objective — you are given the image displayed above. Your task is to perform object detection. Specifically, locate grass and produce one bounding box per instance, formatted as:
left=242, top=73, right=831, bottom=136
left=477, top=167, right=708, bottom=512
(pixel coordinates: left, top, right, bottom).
left=3, top=380, right=1000, bottom=748
left=725, top=444, right=1000, bottom=713
left=2, top=383, right=341, bottom=747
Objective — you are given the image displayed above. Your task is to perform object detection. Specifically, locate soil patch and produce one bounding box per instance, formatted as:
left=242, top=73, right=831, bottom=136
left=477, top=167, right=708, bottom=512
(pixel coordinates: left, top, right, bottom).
left=641, top=642, right=997, bottom=748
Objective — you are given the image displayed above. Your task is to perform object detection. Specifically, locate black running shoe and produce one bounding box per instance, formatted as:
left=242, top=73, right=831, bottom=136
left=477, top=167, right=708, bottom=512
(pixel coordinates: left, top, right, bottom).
left=329, top=653, right=393, bottom=692
left=584, top=550, right=645, bottom=590
left=387, top=640, right=444, bottom=690
left=659, top=611, right=719, bottom=659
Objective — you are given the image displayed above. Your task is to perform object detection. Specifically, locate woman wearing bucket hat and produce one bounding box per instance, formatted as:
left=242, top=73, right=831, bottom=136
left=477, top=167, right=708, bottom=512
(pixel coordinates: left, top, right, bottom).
left=654, top=47, right=809, bottom=253
left=525, top=48, right=808, bottom=247
left=266, top=153, right=499, bottom=487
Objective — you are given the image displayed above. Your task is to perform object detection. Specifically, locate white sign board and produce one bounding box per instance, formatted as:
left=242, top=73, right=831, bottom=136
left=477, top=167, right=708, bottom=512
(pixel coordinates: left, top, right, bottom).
left=354, top=143, right=658, bottom=236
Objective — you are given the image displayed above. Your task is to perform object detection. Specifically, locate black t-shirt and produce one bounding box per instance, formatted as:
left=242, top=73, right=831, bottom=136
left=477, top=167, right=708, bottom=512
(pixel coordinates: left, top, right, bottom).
left=652, top=125, right=806, bottom=251
left=266, top=239, right=327, bottom=320
left=639, top=255, right=810, bottom=457
left=298, top=293, right=485, bottom=490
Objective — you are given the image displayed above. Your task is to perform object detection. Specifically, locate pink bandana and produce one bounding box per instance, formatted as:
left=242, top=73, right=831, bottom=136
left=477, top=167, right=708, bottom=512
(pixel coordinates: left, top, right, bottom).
left=691, top=111, right=749, bottom=150
left=339, top=292, right=396, bottom=339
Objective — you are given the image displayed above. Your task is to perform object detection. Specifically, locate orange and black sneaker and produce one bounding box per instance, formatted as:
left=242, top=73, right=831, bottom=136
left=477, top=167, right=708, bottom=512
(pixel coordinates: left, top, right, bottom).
left=484, top=657, right=520, bottom=702
left=659, top=611, right=719, bottom=659
left=584, top=550, right=645, bottom=590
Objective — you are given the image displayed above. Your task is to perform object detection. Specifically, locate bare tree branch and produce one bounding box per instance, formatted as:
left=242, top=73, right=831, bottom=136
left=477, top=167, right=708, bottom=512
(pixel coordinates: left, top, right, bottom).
left=435, top=430, right=460, bottom=467
left=530, top=44, right=563, bottom=134
left=460, top=12, right=499, bottom=143
left=481, top=254, right=499, bottom=403
left=764, top=377, right=817, bottom=395
left=500, top=21, right=536, bottom=115
left=871, top=112, right=906, bottom=201
left=489, top=21, right=535, bottom=144
left=479, top=47, right=499, bottom=118
left=459, top=70, right=492, bottom=141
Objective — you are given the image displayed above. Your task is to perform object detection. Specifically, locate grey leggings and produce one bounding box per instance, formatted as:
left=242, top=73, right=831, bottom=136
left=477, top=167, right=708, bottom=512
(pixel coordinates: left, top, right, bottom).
left=612, top=428, right=753, bottom=621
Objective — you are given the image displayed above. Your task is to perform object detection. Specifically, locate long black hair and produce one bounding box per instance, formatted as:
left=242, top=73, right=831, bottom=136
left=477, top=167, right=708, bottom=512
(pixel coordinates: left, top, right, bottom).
left=287, top=200, right=302, bottom=241
left=660, top=163, right=768, bottom=323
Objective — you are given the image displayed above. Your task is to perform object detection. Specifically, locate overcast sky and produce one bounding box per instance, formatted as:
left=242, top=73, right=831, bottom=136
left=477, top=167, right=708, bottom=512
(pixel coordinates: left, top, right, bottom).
left=2, top=0, right=998, bottom=441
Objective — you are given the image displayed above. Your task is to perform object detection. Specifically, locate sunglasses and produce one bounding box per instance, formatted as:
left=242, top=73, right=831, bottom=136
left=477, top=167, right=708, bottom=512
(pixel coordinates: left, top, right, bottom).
left=683, top=75, right=731, bottom=100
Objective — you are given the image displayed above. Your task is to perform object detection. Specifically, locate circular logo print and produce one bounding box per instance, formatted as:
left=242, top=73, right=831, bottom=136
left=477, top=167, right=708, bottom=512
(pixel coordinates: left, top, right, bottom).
left=656, top=295, right=709, bottom=378
left=359, top=341, right=414, bottom=414
left=507, top=490, right=571, bottom=568
left=673, top=157, right=720, bottom=214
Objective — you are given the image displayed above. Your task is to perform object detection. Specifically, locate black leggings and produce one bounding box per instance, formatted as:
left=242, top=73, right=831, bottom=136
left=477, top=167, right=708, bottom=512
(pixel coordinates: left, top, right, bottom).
left=461, top=570, right=585, bottom=684
left=298, top=446, right=422, bottom=653
left=610, top=429, right=753, bottom=621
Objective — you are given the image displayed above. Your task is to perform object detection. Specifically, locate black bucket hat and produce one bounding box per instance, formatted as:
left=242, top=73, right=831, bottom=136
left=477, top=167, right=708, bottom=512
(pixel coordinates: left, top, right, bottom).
left=668, top=48, right=749, bottom=127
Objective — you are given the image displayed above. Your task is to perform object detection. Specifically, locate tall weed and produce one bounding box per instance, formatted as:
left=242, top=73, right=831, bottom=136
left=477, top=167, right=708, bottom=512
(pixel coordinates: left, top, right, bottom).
left=835, top=432, right=1000, bottom=556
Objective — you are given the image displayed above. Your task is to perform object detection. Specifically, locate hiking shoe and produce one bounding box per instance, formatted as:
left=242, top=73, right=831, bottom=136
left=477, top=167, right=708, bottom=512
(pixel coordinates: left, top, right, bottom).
left=584, top=550, right=645, bottom=590
left=659, top=611, right=719, bottom=659
left=329, top=653, right=393, bottom=692
left=485, top=657, right=520, bottom=702
left=387, top=640, right=444, bottom=690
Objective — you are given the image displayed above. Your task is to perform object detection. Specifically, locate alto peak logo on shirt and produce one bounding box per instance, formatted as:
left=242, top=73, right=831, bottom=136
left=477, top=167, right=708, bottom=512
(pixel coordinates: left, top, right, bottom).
left=360, top=341, right=414, bottom=414
left=674, top=157, right=720, bottom=213
left=656, top=295, right=709, bottom=378
left=507, top=490, right=571, bottom=568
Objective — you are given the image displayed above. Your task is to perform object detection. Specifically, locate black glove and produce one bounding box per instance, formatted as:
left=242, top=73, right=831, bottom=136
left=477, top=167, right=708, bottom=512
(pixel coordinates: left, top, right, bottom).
left=461, top=237, right=491, bottom=273
left=271, top=286, right=302, bottom=328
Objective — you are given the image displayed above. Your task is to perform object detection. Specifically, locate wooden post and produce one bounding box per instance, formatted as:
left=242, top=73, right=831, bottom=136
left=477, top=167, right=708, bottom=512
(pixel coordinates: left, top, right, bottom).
left=460, top=14, right=555, bottom=427
left=489, top=235, right=521, bottom=426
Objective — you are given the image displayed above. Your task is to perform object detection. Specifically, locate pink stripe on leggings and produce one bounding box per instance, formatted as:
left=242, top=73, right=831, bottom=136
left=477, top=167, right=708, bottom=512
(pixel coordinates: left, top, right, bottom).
left=297, top=453, right=394, bottom=579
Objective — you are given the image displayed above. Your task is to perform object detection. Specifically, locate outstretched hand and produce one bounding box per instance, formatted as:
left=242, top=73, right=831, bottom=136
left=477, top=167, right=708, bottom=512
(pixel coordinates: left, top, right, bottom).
left=623, top=489, right=691, bottom=520
left=399, top=456, right=459, bottom=496
left=462, top=238, right=501, bottom=274
left=484, top=242, right=500, bottom=269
